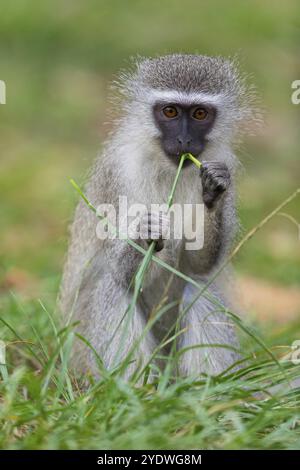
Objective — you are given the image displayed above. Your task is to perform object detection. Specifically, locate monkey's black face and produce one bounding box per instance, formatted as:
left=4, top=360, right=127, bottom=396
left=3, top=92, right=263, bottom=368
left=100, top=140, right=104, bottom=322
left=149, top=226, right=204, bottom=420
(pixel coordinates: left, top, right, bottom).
left=153, top=102, right=216, bottom=162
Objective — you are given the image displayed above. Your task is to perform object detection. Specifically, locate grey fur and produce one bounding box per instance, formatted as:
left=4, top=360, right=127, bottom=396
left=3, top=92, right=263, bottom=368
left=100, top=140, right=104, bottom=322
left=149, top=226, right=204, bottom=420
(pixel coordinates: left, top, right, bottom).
left=135, top=54, right=243, bottom=93
left=59, top=54, right=256, bottom=380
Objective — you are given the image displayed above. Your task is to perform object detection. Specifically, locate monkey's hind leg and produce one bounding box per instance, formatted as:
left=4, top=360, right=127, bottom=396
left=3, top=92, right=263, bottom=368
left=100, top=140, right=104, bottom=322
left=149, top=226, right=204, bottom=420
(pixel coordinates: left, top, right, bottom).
left=74, top=272, right=158, bottom=382
left=177, top=280, right=240, bottom=377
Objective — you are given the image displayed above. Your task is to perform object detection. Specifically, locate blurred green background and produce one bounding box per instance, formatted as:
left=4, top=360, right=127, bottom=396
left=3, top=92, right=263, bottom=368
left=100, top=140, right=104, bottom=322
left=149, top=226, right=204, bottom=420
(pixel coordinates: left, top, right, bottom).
left=0, top=0, right=299, bottom=316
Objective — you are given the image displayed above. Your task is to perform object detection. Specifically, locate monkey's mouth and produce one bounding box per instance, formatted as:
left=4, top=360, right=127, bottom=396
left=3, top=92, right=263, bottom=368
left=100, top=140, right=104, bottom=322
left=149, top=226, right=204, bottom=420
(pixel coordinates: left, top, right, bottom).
left=157, top=135, right=207, bottom=168
left=162, top=140, right=206, bottom=166
left=164, top=148, right=203, bottom=167
left=165, top=152, right=199, bottom=168
left=164, top=155, right=198, bottom=170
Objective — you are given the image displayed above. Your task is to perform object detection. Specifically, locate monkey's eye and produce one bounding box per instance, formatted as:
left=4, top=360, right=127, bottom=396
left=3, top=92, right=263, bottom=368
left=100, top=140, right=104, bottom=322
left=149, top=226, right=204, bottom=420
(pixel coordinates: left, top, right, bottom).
left=193, top=108, right=208, bottom=120
left=162, top=106, right=178, bottom=118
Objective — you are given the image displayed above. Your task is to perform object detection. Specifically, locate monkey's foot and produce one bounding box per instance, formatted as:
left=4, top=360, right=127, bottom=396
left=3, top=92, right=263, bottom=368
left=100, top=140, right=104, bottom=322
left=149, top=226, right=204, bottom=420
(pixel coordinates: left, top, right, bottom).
left=200, top=161, right=230, bottom=209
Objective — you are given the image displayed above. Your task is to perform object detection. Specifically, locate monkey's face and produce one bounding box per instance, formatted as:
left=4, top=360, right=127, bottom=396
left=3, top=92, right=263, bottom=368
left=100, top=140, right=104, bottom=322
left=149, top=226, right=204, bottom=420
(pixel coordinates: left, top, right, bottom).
left=153, top=102, right=216, bottom=161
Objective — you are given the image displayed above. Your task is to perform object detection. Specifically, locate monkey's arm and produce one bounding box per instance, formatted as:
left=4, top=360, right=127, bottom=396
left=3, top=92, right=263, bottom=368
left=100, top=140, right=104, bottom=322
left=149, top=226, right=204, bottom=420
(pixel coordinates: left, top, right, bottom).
left=102, top=208, right=170, bottom=287
left=200, top=161, right=231, bottom=210
left=181, top=160, right=237, bottom=275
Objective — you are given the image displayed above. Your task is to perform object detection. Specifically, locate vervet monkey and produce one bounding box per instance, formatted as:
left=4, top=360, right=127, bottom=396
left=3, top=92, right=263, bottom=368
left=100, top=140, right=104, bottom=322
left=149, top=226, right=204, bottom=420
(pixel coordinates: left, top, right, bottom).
left=60, top=54, right=257, bottom=379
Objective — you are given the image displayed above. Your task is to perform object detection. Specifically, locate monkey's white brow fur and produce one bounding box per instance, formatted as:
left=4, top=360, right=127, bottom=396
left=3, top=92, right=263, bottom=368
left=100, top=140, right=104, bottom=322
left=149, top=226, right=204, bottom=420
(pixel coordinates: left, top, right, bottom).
left=143, top=89, right=225, bottom=106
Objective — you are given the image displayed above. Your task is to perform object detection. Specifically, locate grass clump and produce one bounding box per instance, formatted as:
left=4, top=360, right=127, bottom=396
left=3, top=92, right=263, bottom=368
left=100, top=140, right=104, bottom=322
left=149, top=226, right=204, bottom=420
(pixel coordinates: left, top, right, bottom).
left=1, top=299, right=300, bottom=450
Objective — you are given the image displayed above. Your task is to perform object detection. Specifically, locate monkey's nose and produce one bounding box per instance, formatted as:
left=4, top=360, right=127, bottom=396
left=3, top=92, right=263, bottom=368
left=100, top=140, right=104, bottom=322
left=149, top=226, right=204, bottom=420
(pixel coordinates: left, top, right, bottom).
left=177, top=137, right=192, bottom=148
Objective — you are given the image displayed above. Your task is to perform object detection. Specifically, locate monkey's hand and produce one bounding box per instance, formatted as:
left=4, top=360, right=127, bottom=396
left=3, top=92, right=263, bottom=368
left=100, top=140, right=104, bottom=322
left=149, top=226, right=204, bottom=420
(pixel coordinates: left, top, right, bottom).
left=200, top=161, right=230, bottom=209
left=139, top=210, right=170, bottom=252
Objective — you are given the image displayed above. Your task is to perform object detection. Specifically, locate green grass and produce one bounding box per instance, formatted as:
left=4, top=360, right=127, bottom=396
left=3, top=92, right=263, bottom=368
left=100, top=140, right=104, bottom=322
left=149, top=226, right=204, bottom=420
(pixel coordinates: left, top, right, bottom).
left=1, top=292, right=300, bottom=450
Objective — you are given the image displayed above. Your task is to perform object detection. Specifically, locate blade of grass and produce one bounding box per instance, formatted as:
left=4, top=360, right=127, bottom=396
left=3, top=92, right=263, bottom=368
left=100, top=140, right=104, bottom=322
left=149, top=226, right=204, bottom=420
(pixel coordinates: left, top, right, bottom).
left=39, top=300, right=74, bottom=401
